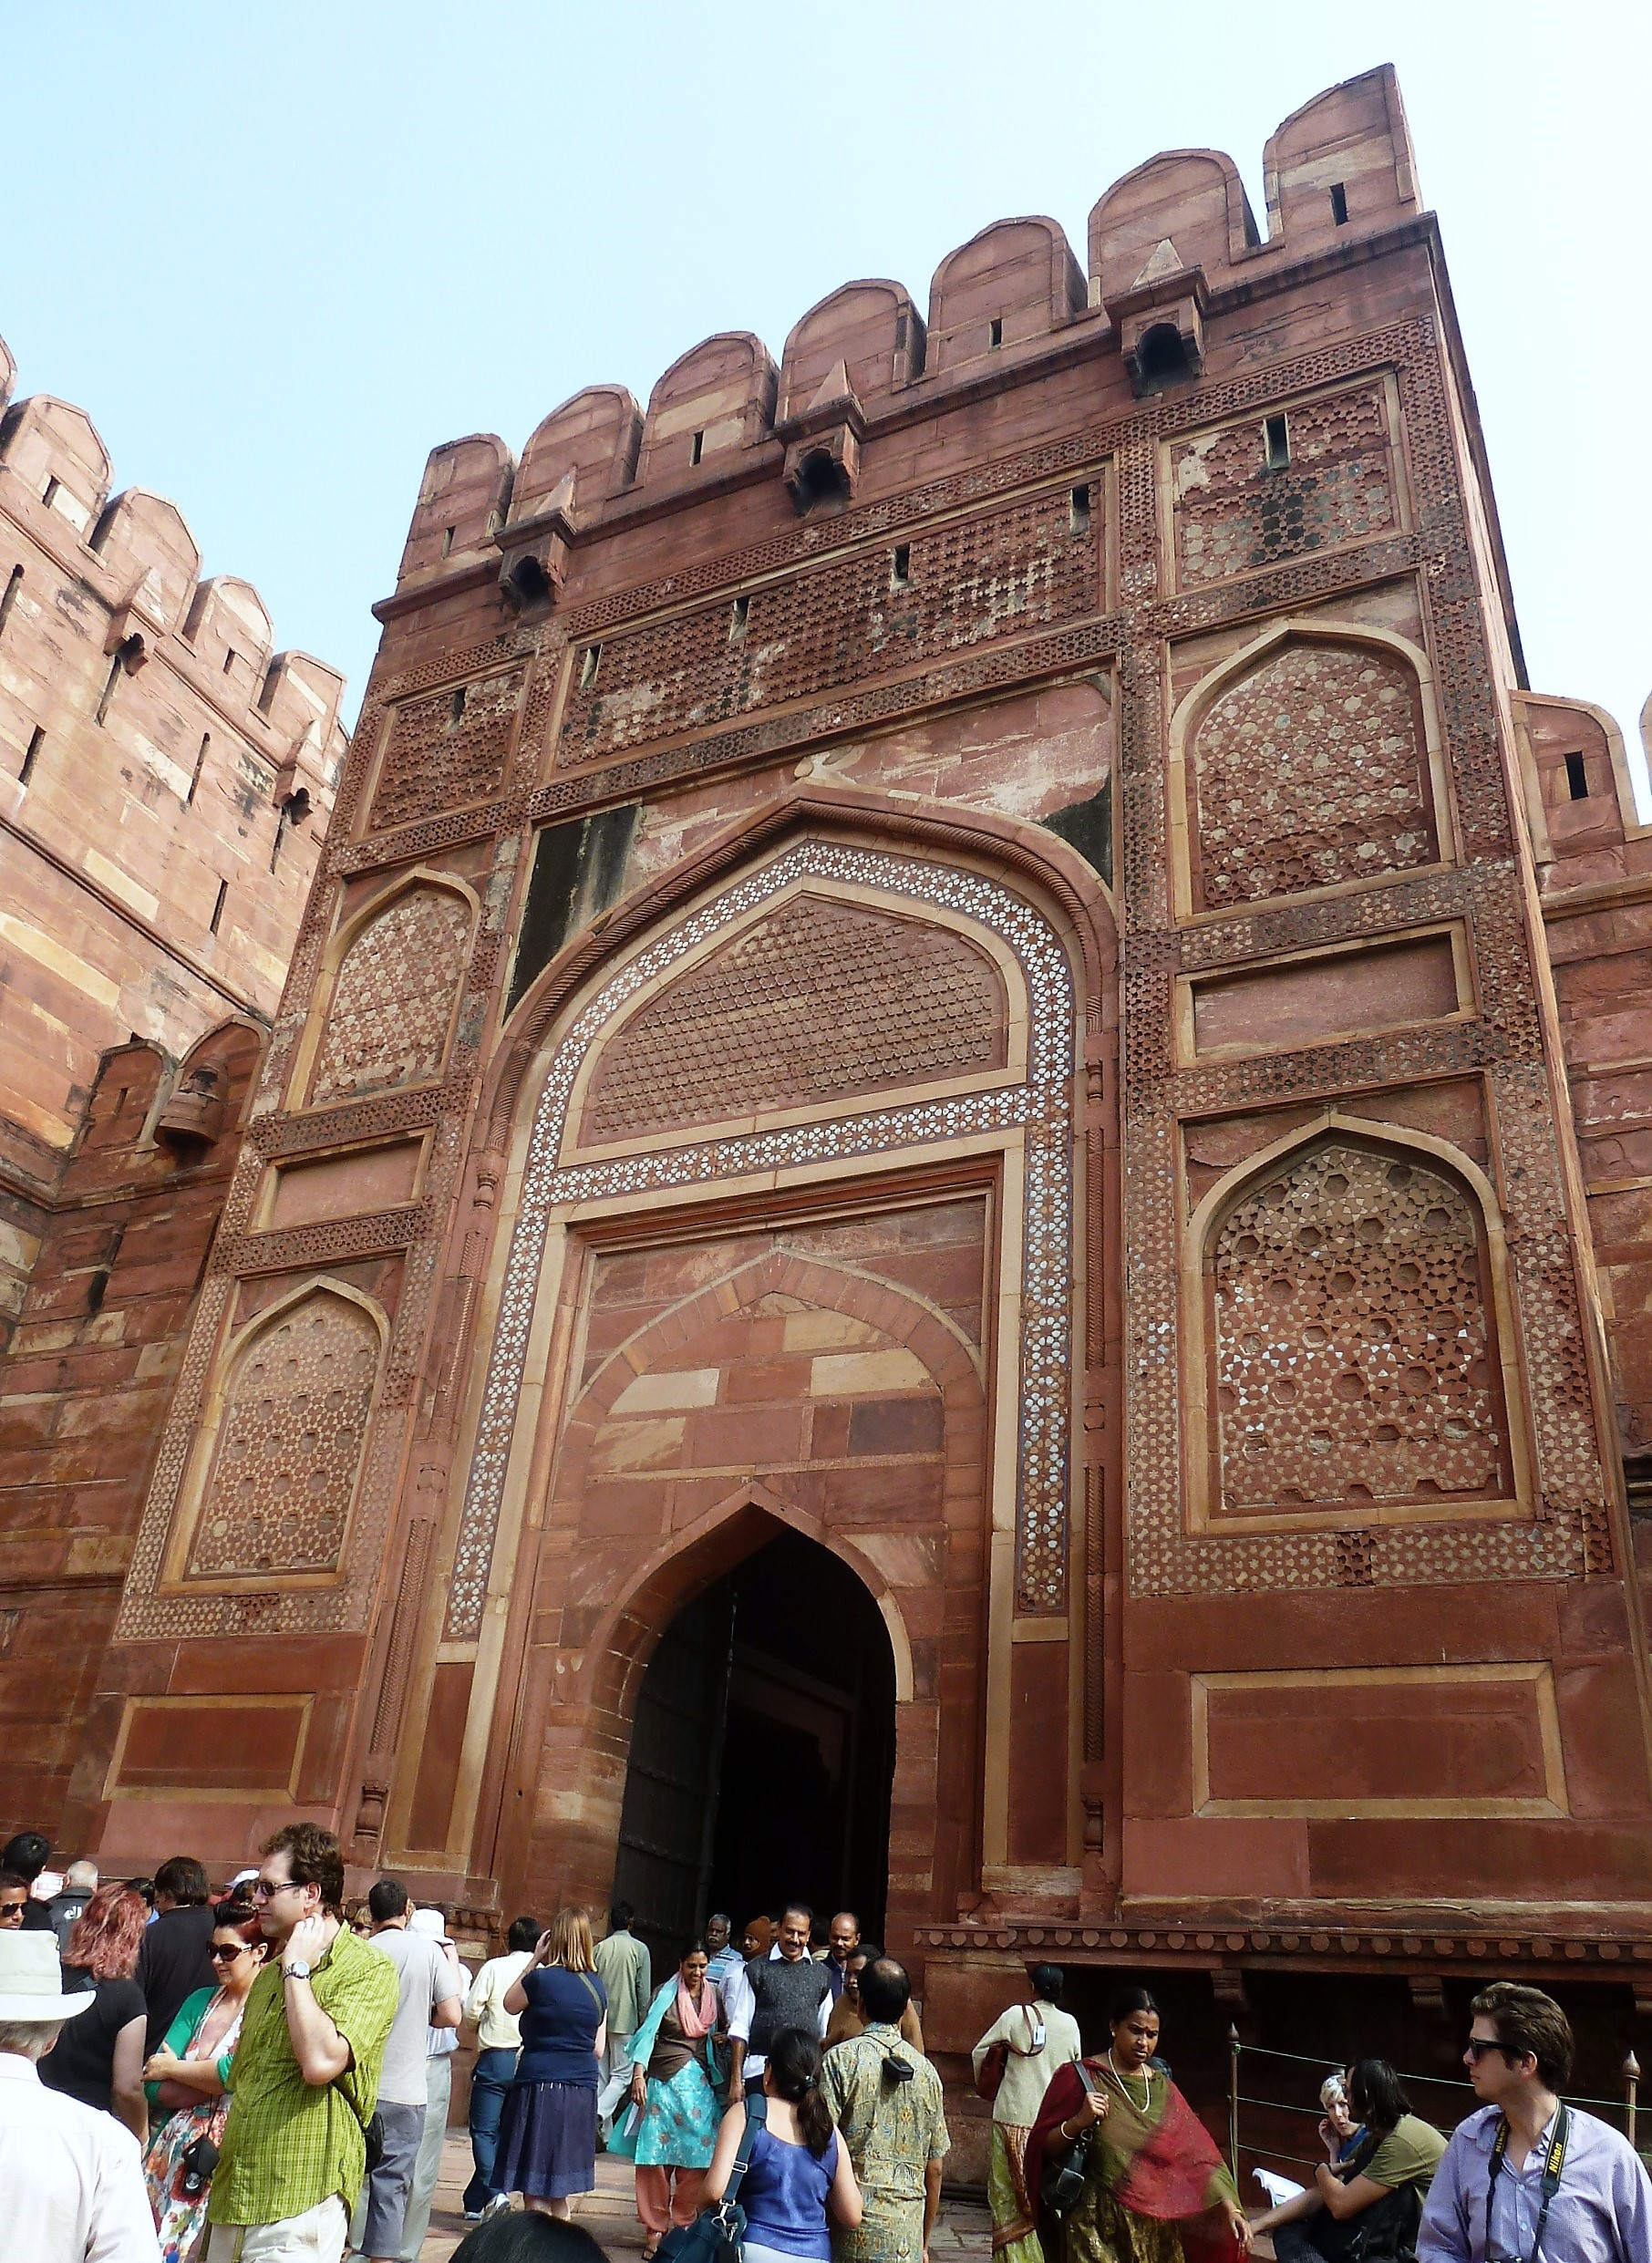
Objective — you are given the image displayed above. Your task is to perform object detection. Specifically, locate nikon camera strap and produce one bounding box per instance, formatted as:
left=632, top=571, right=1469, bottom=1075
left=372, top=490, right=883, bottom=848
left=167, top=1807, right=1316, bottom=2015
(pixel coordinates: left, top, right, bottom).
left=1484, top=2102, right=1569, bottom=2263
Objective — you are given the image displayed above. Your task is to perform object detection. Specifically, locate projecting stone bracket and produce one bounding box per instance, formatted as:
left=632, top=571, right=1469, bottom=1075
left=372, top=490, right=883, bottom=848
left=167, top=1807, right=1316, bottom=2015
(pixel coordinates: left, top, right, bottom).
left=774, top=361, right=867, bottom=512
left=1104, top=268, right=1210, bottom=395
left=494, top=468, right=576, bottom=610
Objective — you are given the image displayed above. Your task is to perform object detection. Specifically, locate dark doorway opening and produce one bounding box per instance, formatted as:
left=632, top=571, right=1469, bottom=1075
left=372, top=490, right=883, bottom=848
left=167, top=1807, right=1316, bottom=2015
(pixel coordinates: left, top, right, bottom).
left=612, top=1528, right=896, bottom=1971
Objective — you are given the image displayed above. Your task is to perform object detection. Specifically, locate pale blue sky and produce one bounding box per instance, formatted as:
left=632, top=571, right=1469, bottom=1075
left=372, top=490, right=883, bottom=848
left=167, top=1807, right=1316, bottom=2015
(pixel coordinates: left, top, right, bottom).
left=2, top=2, right=1643, bottom=786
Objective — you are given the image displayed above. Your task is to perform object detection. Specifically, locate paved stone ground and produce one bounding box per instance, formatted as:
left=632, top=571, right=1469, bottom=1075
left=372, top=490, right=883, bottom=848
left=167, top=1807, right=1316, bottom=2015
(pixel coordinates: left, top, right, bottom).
left=415, top=2135, right=995, bottom=2261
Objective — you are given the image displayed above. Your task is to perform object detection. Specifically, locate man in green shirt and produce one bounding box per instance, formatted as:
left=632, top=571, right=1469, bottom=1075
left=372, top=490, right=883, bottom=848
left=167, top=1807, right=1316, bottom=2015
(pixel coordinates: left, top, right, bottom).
left=203, top=1822, right=398, bottom=2262
left=822, top=1957, right=949, bottom=2263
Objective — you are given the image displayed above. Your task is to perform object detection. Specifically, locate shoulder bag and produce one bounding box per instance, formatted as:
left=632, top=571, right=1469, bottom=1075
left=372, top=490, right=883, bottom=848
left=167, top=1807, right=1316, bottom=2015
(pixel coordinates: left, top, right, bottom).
left=657, top=2093, right=768, bottom=2263
left=976, top=2005, right=1044, bottom=2103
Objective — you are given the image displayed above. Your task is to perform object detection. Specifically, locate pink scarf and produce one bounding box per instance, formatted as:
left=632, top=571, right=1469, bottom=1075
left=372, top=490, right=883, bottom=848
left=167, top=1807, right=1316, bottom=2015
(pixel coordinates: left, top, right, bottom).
left=676, top=1976, right=718, bottom=2039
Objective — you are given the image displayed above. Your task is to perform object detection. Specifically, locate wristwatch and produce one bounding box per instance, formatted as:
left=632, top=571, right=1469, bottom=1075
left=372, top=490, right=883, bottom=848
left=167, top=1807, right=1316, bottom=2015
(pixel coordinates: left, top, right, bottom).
left=284, top=1959, right=313, bottom=1982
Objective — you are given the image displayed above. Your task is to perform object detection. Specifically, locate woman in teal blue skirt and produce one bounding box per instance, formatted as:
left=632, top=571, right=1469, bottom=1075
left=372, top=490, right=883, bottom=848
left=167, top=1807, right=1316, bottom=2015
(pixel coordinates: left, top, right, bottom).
left=622, top=1944, right=726, bottom=2257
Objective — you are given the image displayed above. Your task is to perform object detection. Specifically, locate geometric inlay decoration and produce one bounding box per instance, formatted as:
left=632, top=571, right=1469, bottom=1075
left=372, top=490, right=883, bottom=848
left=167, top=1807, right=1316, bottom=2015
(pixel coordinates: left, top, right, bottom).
left=445, top=838, right=1077, bottom=1638
left=1213, top=1141, right=1507, bottom=1515
left=1192, top=641, right=1435, bottom=910
left=581, top=891, right=1008, bottom=1144
left=308, top=886, right=472, bottom=1106
left=183, top=1291, right=381, bottom=1580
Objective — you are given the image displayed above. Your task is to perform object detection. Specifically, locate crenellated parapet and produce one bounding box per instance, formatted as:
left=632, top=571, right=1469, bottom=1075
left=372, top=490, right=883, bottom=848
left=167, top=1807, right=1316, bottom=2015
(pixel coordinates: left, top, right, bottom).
left=391, top=65, right=1420, bottom=591
left=0, top=336, right=352, bottom=1173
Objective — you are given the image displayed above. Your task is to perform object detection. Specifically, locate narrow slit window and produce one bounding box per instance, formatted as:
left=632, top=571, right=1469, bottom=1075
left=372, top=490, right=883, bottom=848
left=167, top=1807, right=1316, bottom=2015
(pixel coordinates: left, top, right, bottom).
left=1069, top=484, right=1091, bottom=536
left=579, top=644, right=602, bottom=690
left=19, top=726, right=43, bottom=785
left=186, top=731, right=210, bottom=806
left=222, top=647, right=236, bottom=674
left=96, top=653, right=123, bottom=726
left=450, top=687, right=468, bottom=726
left=270, top=810, right=286, bottom=872
left=42, top=476, right=60, bottom=510
left=1264, top=414, right=1291, bottom=470
left=440, top=525, right=455, bottom=557
left=689, top=430, right=704, bottom=466
left=1329, top=181, right=1349, bottom=226
left=988, top=317, right=1003, bottom=349
left=890, top=543, right=911, bottom=589
left=209, top=880, right=228, bottom=935
left=0, top=564, right=21, bottom=633
left=1564, top=750, right=1591, bottom=801
left=728, top=594, right=749, bottom=640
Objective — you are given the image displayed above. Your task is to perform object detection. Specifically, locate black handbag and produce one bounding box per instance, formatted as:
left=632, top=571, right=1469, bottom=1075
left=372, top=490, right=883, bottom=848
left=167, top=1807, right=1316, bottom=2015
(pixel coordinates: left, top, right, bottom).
left=1040, top=2129, right=1091, bottom=2217
left=657, top=2092, right=767, bottom=2263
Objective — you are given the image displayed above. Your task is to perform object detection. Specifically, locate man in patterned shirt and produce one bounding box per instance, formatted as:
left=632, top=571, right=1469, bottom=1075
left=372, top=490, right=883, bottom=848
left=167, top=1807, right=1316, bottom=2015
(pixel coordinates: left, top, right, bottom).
left=204, top=1822, right=398, bottom=2262
left=823, top=1957, right=949, bottom=2263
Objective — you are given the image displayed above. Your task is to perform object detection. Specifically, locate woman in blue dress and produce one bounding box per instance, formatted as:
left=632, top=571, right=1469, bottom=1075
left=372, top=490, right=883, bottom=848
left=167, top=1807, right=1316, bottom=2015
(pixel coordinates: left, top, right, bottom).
left=625, top=1943, right=726, bottom=2257
left=703, top=2027, right=861, bottom=2263
left=496, top=1908, right=609, bottom=2218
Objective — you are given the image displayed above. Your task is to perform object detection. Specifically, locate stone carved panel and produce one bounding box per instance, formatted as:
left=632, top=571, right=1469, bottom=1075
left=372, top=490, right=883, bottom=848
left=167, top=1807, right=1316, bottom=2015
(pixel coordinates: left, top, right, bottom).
left=183, top=1291, right=382, bottom=1580
left=1192, top=642, right=1435, bottom=910
left=447, top=841, right=1077, bottom=1638
left=367, top=665, right=526, bottom=834
left=1211, top=1142, right=1508, bottom=1516
left=309, top=889, right=472, bottom=1107
left=1172, top=384, right=1395, bottom=588
left=580, top=894, right=1008, bottom=1145
left=558, top=486, right=1099, bottom=767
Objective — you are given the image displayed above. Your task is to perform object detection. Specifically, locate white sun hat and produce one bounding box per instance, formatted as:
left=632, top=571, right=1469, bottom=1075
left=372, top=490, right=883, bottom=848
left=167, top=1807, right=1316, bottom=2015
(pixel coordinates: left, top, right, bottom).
left=0, top=1931, right=97, bottom=2021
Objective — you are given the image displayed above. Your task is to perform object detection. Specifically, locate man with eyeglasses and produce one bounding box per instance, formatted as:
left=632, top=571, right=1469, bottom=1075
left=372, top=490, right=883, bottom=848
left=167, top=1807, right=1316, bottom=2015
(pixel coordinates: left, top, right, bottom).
left=0, top=1870, right=31, bottom=1928
left=1419, top=1981, right=1652, bottom=2263
left=202, top=1822, right=398, bottom=2263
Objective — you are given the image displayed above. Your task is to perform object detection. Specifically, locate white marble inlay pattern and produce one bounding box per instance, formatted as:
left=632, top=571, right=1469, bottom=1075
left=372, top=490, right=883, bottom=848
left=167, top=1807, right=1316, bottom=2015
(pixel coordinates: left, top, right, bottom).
left=445, top=840, right=1077, bottom=1636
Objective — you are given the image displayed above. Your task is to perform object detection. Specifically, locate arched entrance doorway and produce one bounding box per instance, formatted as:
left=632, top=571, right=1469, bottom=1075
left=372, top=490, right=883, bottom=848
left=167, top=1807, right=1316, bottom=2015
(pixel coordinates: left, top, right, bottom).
left=611, top=1528, right=895, bottom=1964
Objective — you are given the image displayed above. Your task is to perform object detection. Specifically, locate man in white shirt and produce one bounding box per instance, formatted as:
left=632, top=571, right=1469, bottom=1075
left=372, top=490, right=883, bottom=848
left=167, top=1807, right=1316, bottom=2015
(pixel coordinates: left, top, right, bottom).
left=724, top=1903, right=833, bottom=2095
left=0, top=1928, right=157, bottom=2261
left=1420, top=1980, right=1652, bottom=2263
left=396, top=1909, right=470, bottom=2260
left=354, top=1879, right=462, bottom=2263
left=461, top=1915, right=540, bottom=2219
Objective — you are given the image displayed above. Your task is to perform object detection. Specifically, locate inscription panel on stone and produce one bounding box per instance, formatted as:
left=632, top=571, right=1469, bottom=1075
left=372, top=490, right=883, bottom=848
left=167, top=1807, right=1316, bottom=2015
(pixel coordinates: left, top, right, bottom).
left=1182, top=930, right=1466, bottom=1060
left=1192, top=1663, right=1566, bottom=1817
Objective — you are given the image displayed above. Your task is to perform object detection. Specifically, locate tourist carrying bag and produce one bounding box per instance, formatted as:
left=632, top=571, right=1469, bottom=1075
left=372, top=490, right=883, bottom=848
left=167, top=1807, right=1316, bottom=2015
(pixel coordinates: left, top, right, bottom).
left=657, top=2092, right=767, bottom=2263
left=976, top=2006, right=1044, bottom=2103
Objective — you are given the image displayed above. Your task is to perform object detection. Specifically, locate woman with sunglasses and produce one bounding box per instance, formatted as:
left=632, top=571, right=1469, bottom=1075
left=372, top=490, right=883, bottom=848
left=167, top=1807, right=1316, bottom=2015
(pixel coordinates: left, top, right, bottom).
left=140, top=1896, right=269, bottom=2262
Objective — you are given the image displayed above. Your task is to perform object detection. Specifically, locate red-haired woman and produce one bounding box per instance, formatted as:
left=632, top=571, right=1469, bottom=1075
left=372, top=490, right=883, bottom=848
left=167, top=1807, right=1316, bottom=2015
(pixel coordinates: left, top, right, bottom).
left=38, top=1880, right=150, bottom=2140
left=141, top=1895, right=269, bottom=2263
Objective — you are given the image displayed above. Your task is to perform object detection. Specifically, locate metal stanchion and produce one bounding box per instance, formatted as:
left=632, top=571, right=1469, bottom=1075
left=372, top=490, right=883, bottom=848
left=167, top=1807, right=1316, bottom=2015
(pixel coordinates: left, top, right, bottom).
left=1626, top=2051, right=1640, bottom=2152
left=1228, top=2024, right=1241, bottom=2183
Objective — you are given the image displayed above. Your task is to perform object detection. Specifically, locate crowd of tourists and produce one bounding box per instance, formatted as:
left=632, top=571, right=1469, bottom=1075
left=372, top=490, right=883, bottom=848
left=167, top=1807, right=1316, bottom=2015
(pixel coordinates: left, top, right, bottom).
left=5, top=1820, right=1652, bottom=2263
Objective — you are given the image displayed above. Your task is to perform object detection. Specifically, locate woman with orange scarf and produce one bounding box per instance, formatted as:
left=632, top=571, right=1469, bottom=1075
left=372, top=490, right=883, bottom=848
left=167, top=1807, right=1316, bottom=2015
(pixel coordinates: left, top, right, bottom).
left=1027, top=1989, right=1251, bottom=2263
left=621, top=1943, right=726, bottom=2258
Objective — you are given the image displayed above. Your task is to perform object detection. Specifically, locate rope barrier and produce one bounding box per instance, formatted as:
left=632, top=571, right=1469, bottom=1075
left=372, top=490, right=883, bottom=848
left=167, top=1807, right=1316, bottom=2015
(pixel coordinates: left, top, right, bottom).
left=1234, top=2041, right=1626, bottom=2115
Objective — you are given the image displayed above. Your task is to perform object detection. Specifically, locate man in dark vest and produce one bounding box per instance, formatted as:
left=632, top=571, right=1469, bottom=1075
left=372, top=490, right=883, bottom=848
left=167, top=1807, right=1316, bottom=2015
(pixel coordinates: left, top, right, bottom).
left=726, top=1901, right=832, bottom=2096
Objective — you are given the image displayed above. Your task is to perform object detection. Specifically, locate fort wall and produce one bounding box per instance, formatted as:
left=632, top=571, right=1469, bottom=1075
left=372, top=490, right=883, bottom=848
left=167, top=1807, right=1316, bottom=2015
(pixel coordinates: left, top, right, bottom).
left=8, top=64, right=1652, bottom=2154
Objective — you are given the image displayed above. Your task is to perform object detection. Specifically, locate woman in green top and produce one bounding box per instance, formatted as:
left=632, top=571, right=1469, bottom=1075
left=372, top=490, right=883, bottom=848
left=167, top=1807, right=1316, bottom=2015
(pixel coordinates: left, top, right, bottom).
left=140, top=1898, right=268, bottom=2262
left=1247, top=2060, right=1446, bottom=2263
left=1028, top=1988, right=1251, bottom=2263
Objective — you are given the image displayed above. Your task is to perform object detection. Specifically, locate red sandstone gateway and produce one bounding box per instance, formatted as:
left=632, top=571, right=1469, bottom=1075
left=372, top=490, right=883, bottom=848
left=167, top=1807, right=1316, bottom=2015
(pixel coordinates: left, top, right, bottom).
left=5, top=62, right=1652, bottom=2175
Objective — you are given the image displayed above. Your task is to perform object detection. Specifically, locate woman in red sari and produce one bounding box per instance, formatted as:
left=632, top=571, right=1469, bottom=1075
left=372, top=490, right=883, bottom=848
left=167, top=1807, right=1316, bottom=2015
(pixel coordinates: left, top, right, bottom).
left=1027, top=1989, right=1250, bottom=2263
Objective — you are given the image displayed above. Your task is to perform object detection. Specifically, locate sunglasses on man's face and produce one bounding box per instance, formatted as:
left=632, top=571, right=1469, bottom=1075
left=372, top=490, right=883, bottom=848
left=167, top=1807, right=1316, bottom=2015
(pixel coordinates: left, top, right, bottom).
left=0, top=1900, right=26, bottom=1922
left=1465, top=2038, right=1519, bottom=2063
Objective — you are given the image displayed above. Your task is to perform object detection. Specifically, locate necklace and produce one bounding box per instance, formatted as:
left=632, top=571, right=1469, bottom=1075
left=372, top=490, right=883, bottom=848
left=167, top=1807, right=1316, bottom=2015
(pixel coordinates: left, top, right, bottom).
left=1105, top=2048, right=1153, bottom=2108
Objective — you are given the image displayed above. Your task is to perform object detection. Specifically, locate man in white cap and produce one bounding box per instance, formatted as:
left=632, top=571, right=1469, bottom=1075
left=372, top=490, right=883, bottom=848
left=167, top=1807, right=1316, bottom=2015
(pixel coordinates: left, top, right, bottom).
left=0, top=1927, right=157, bottom=2259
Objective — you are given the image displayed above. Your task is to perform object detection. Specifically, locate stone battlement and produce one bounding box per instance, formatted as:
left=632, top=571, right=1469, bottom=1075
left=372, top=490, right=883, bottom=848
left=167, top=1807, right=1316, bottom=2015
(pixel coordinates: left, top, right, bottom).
left=392, top=66, right=1420, bottom=590
left=0, top=342, right=346, bottom=771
